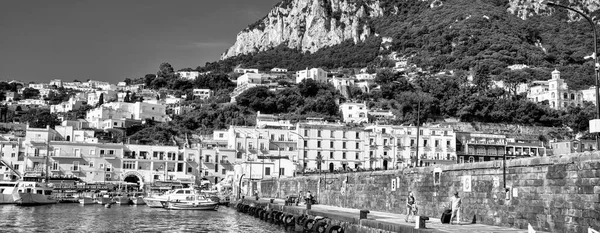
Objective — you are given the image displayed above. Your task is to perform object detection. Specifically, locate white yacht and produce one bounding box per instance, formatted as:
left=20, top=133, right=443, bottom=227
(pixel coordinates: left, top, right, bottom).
left=0, top=181, right=18, bottom=204
left=164, top=194, right=218, bottom=210
left=144, top=188, right=199, bottom=208
left=14, top=176, right=57, bottom=206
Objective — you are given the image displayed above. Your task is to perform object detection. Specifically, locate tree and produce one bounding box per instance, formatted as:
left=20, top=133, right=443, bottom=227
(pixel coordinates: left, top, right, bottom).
left=97, top=93, right=104, bottom=106
left=21, top=88, right=40, bottom=99
left=19, top=108, right=60, bottom=129
left=157, top=62, right=175, bottom=78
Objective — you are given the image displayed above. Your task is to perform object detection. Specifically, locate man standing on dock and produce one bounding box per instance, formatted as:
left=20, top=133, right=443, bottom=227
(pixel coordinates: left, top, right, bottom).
left=405, top=191, right=416, bottom=222
left=450, top=191, right=462, bottom=225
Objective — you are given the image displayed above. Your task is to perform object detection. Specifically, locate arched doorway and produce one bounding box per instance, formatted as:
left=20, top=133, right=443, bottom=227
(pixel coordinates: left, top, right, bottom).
left=329, top=163, right=334, bottom=172
left=383, top=160, right=388, bottom=170
left=124, top=175, right=140, bottom=184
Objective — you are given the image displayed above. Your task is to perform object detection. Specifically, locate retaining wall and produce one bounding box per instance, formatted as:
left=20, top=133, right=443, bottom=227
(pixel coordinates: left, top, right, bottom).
left=259, top=152, right=600, bottom=233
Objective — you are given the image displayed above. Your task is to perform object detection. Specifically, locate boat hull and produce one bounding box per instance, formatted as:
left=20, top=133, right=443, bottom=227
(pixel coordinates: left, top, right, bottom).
left=131, top=197, right=146, bottom=205
left=144, top=197, right=165, bottom=208
left=15, top=193, right=57, bottom=206
left=79, top=197, right=95, bottom=205
left=165, top=201, right=219, bottom=210
left=0, top=194, right=15, bottom=204
left=95, top=197, right=115, bottom=205
left=114, top=197, right=131, bottom=205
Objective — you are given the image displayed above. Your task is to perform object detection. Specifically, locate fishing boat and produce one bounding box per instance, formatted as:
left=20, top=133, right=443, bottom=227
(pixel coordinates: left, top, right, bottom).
left=95, top=194, right=115, bottom=205
left=131, top=196, right=146, bottom=205
left=14, top=175, right=57, bottom=206
left=164, top=194, right=219, bottom=210
left=0, top=181, right=18, bottom=204
left=144, top=188, right=199, bottom=208
left=113, top=195, right=131, bottom=205
left=78, top=196, right=95, bottom=205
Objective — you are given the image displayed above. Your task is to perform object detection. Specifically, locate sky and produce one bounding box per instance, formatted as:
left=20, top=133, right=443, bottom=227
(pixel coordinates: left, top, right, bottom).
left=0, top=0, right=281, bottom=84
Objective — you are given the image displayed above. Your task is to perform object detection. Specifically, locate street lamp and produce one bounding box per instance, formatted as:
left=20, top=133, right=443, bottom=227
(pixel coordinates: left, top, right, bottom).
left=289, top=131, right=306, bottom=175
left=544, top=1, right=600, bottom=149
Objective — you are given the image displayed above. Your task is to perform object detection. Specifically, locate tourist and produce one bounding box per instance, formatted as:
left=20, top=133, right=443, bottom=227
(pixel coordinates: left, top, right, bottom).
left=405, top=191, right=416, bottom=222
left=450, top=191, right=462, bottom=225
left=305, top=191, right=313, bottom=204
left=296, top=191, right=303, bottom=206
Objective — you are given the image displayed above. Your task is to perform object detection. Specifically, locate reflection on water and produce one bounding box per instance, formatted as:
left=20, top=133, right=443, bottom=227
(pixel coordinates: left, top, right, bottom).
left=0, top=204, right=285, bottom=233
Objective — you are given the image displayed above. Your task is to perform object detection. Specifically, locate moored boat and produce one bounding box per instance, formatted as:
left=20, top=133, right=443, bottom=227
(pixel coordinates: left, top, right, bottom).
left=78, top=196, right=95, bottom=205
left=0, top=181, right=18, bottom=204
left=95, top=196, right=115, bottom=205
left=164, top=194, right=219, bottom=210
left=131, top=196, right=146, bottom=205
left=144, top=188, right=199, bottom=208
left=113, top=195, right=131, bottom=205
left=14, top=176, right=57, bottom=206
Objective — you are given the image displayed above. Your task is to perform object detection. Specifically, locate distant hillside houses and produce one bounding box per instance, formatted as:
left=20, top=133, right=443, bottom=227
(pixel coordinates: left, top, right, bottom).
left=296, top=68, right=327, bottom=83
left=526, top=70, right=584, bottom=110
left=176, top=71, right=200, bottom=80
left=85, top=101, right=169, bottom=129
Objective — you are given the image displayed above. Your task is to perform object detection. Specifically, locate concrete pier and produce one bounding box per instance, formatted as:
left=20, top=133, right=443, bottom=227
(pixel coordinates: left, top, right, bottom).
left=233, top=197, right=548, bottom=233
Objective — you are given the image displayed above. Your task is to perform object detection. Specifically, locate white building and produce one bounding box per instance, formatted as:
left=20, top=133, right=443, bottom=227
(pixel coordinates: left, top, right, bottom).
left=234, top=67, right=259, bottom=74
left=230, top=73, right=278, bottom=103
left=296, top=68, right=327, bottom=83
left=355, top=73, right=376, bottom=81
left=177, top=71, right=200, bottom=80
left=87, top=90, right=117, bottom=106
left=192, top=89, right=213, bottom=99
left=527, top=70, right=583, bottom=110
left=85, top=102, right=169, bottom=129
left=581, top=87, right=597, bottom=105
left=339, top=103, right=368, bottom=124
left=50, top=96, right=87, bottom=114
left=270, top=68, right=288, bottom=73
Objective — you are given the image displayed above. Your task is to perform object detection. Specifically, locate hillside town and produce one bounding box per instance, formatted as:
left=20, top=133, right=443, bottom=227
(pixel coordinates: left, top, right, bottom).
left=0, top=63, right=595, bottom=192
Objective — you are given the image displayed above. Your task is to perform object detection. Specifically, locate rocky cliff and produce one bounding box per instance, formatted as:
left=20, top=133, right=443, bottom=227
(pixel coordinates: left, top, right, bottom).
left=507, top=0, right=600, bottom=20
left=220, top=0, right=384, bottom=60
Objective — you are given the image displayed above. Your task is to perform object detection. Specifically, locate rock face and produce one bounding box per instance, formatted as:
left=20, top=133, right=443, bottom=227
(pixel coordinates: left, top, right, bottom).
left=220, top=0, right=383, bottom=60
left=507, top=0, right=600, bottom=20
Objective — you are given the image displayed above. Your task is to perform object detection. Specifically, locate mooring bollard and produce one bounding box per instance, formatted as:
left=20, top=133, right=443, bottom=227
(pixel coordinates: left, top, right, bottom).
left=415, top=216, right=429, bottom=229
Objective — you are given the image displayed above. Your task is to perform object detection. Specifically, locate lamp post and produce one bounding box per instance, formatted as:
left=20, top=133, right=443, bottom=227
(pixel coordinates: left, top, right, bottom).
left=290, top=131, right=306, bottom=175
left=545, top=1, right=600, bottom=149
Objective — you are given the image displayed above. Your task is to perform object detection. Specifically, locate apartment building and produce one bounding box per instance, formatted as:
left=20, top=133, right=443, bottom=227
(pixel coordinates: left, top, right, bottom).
left=456, top=132, right=506, bottom=163
left=86, top=101, right=169, bottom=129
left=0, top=136, right=24, bottom=181
left=296, top=121, right=365, bottom=172
left=339, top=102, right=368, bottom=124
left=296, top=68, right=327, bottom=83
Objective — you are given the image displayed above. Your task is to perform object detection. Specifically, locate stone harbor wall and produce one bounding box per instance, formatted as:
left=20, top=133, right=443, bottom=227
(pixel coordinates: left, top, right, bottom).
left=259, top=152, right=600, bottom=233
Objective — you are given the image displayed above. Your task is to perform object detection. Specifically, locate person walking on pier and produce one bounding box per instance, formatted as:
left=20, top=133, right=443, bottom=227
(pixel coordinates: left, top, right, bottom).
left=405, top=191, right=416, bottom=222
left=450, top=191, right=462, bottom=225
left=296, top=191, right=303, bottom=206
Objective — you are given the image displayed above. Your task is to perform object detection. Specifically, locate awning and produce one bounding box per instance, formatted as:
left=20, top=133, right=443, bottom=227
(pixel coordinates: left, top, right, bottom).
left=341, top=161, right=348, bottom=165
left=29, top=142, right=48, bottom=149
left=221, top=163, right=234, bottom=170
left=356, top=162, right=363, bottom=165
left=203, top=163, right=215, bottom=170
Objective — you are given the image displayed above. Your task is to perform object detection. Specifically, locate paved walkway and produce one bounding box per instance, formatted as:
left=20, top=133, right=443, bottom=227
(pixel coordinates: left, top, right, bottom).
left=246, top=198, right=547, bottom=233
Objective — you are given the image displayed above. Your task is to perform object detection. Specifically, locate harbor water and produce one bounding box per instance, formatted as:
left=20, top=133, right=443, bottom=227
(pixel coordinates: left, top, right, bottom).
left=0, top=204, right=285, bottom=232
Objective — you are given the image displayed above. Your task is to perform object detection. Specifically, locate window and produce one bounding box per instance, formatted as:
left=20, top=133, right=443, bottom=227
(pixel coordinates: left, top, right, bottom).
left=383, top=151, right=388, bottom=156
left=109, top=150, right=114, bottom=155
left=479, top=157, right=484, bottom=162
left=419, top=130, right=423, bottom=135
left=265, top=167, right=271, bottom=176
left=89, top=162, right=94, bottom=167
left=106, top=164, right=112, bottom=172
left=317, top=141, right=321, bottom=148
left=304, top=130, right=308, bottom=136
left=356, top=142, right=359, bottom=149
left=248, top=142, right=253, bottom=149
left=279, top=168, right=284, bottom=176
left=100, top=150, right=105, bottom=155
left=383, top=139, right=387, bottom=146
left=222, top=169, right=226, bottom=175
left=237, top=152, right=242, bottom=159
left=13, top=164, right=19, bottom=170
left=355, top=153, right=359, bottom=160
left=342, top=142, right=346, bottom=149
left=342, top=152, right=346, bottom=159
left=260, top=143, right=265, bottom=150
left=435, top=140, right=440, bottom=147
left=382, top=128, right=386, bottom=134
left=72, top=161, right=79, bottom=171
left=123, top=161, right=135, bottom=169
left=411, top=139, right=415, bottom=146
left=330, top=142, right=334, bottom=148
left=219, top=133, right=224, bottom=138
left=304, top=141, right=307, bottom=147
left=329, top=152, right=333, bottom=159
left=447, top=140, right=451, bottom=147
left=237, top=142, right=242, bottom=149
left=356, top=132, right=359, bottom=139
left=424, top=140, right=428, bottom=147
left=205, top=155, right=210, bottom=163
left=459, top=157, right=465, bottom=163
left=318, top=131, right=321, bottom=137
left=468, top=156, right=474, bottom=163
left=342, top=131, right=346, bottom=138
left=304, top=151, right=307, bottom=158
left=52, top=162, right=59, bottom=171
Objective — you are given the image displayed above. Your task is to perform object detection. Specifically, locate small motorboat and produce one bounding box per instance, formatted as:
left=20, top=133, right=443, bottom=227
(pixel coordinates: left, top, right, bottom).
left=79, top=196, right=95, bottom=205
left=144, top=188, right=199, bottom=208
left=95, top=195, right=115, bottom=205
left=164, top=195, right=219, bottom=210
left=131, top=196, right=146, bottom=205
left=113, top=195, right=131, bottom=205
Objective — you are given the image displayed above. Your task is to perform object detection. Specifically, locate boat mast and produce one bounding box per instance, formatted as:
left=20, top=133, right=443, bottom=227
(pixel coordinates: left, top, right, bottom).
left=45, top=140, right=49, bottom=184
